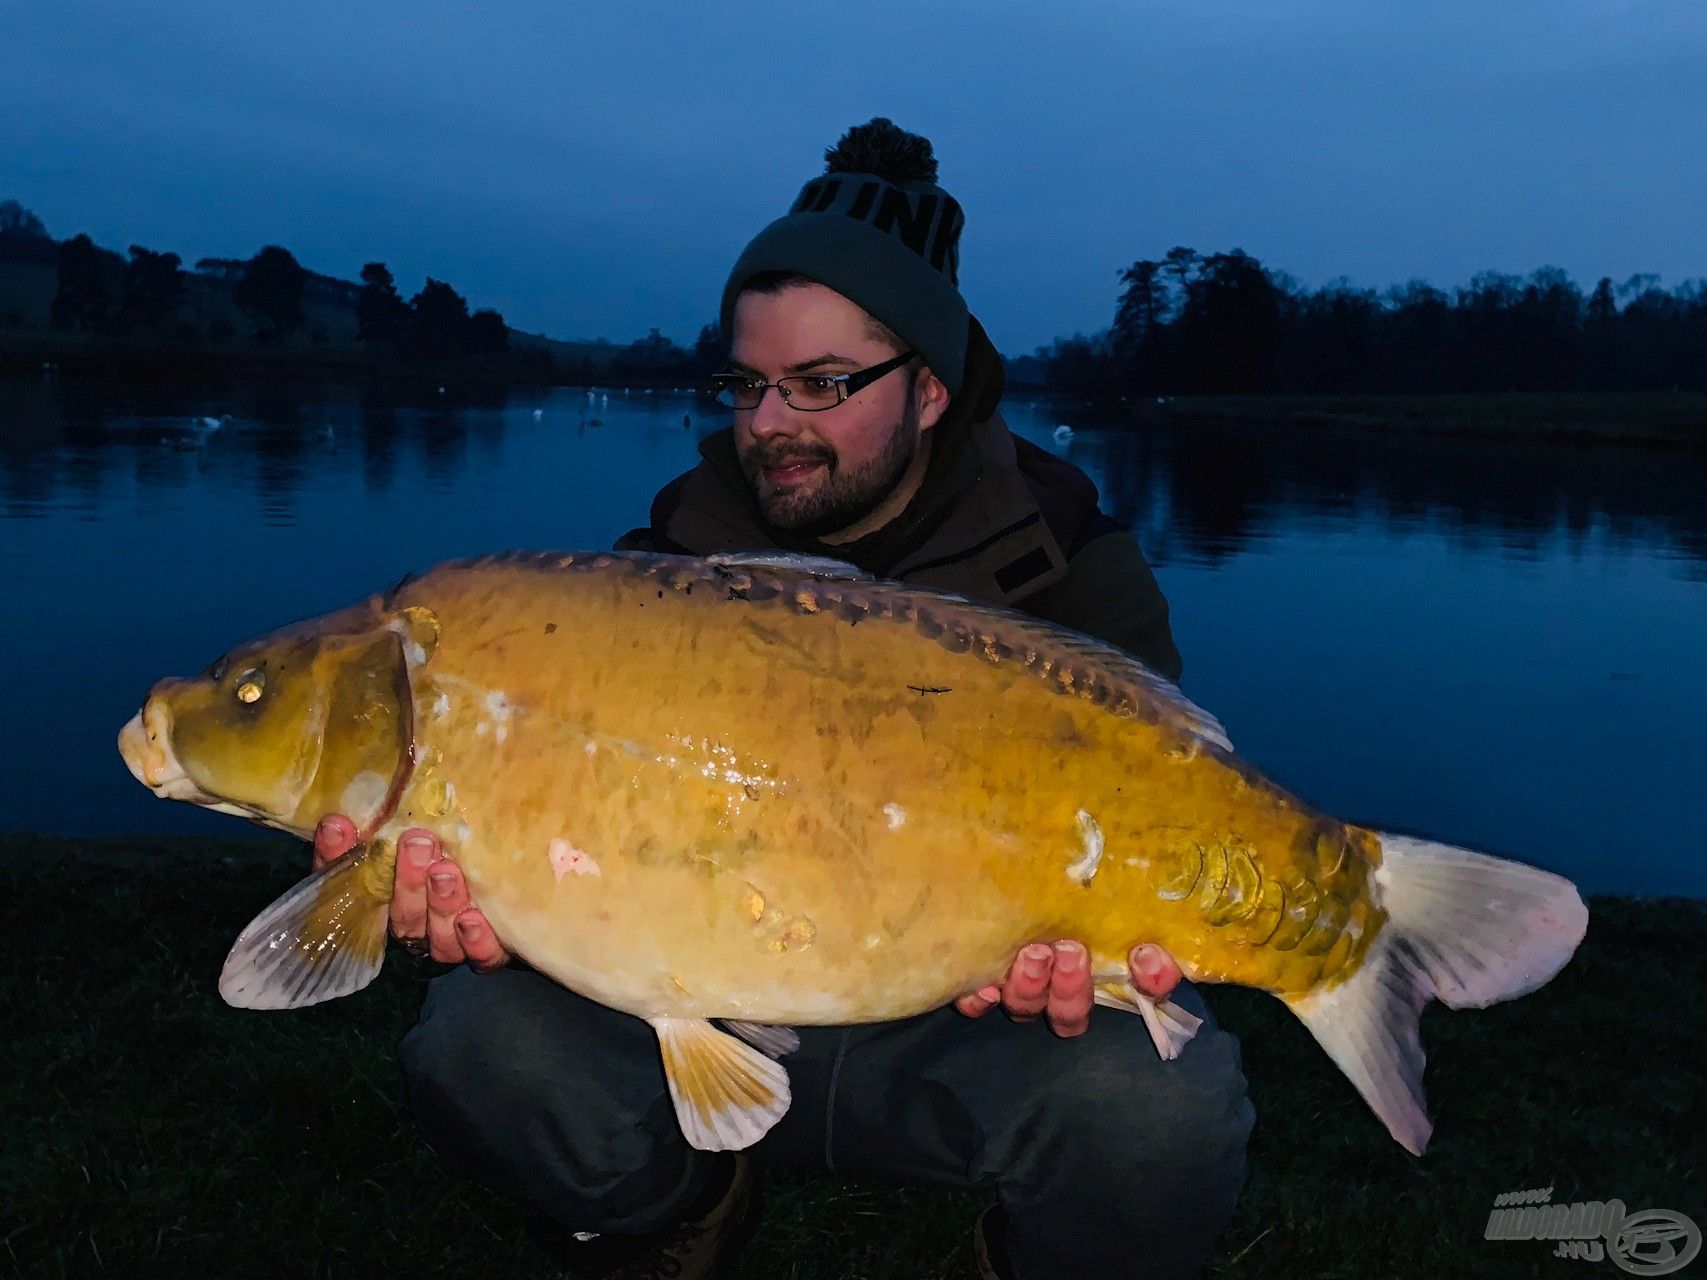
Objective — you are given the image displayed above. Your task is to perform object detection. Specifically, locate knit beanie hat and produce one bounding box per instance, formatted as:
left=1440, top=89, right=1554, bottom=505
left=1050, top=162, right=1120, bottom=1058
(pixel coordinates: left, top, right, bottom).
left=720, top=119, right=971, bottom=395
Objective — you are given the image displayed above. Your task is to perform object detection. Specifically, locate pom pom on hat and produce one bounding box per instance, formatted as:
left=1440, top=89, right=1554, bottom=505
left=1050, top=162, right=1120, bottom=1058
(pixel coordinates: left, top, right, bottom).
left=823, top=118, right=939, bottom=185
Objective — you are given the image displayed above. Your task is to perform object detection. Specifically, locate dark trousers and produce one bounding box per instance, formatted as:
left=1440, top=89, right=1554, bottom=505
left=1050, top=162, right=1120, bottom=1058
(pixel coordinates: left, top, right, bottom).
left=400, top=966, right=1254, bottom=1280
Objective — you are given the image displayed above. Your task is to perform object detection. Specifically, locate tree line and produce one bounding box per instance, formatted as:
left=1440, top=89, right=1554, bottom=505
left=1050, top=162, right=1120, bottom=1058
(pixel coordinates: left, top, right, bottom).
left=25, top=195, right=1698, bottom=398
left=1, top=199, right=721, bottom=382
left=44, top=231, right=513, bottom=364
left=1037, top=247, right=1707, bottom=397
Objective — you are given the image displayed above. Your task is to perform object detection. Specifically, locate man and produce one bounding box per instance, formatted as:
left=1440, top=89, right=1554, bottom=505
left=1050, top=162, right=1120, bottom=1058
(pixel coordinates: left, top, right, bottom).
left=316, top=120, right=1253, bottom=1278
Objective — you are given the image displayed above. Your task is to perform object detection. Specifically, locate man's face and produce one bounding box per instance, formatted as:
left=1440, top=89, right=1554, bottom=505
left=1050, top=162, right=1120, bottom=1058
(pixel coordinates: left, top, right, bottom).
left=729, top=283, right=944, bottom=541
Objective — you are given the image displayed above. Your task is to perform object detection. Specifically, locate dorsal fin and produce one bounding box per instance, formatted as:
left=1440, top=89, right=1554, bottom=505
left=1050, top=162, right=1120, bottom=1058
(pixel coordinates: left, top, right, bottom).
left=399, top=550, right=1228, bottom=752
left=1038, top=623, right=1231, bottom=751
left=892, top=585, right=1233, bottom=752
left=706, top=551, right=872, bottom=581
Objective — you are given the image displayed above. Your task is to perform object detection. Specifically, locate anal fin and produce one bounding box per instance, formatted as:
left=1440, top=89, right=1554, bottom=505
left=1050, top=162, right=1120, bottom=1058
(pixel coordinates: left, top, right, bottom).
left=652, top=1017, right=792, bottom=1151
left=1094, top=980, right=1203, bottom=1061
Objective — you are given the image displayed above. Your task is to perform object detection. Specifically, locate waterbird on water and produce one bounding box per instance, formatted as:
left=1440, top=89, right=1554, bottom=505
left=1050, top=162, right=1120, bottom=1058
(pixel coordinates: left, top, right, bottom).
left=161, top=414, right=228, bottom=451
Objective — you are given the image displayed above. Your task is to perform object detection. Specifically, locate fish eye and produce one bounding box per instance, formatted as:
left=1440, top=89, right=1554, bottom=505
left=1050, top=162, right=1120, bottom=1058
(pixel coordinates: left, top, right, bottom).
left=235, top=670, right=266, bottom=704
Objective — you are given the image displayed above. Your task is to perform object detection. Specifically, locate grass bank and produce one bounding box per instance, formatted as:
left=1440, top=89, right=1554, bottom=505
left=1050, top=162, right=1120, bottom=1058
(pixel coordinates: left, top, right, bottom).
left=1153, top=392, right=1707, bottom=448
left=6, top=834, right=1702, bottom=1278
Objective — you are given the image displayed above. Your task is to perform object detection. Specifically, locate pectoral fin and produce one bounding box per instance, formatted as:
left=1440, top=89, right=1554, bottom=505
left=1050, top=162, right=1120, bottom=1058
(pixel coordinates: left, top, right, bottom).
left=1093, top=980, right=1204, bottom=1061
left=652, top=1017, right=792, bottom=1151
left=219, top=844, right=391, bottom=1009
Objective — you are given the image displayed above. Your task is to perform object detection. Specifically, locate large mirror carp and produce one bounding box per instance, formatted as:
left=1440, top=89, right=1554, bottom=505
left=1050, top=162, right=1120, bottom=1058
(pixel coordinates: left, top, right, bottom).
left=119, top=550, right=1586, bottom=1153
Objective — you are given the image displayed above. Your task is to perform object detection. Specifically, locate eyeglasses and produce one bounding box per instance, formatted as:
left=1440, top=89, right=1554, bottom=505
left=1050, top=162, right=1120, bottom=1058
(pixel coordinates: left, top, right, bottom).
left=707, top=350, right=917, bottom=412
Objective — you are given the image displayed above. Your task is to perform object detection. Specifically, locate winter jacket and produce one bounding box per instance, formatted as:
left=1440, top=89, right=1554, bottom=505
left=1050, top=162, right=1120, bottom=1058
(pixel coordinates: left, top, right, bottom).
left=615, top=320, right=1182, bottom=681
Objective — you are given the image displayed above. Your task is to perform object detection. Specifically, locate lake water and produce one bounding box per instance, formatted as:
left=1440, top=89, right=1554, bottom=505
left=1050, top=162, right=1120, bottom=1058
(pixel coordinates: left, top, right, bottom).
left=2, top=376, right=1703, bottom=897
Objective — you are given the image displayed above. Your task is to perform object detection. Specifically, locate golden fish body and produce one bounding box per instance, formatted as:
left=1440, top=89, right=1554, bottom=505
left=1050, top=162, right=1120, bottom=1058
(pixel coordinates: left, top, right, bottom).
left=120, top=550, right=1586, bottom=1154
left=394, top=552, right=1378, bottom=1021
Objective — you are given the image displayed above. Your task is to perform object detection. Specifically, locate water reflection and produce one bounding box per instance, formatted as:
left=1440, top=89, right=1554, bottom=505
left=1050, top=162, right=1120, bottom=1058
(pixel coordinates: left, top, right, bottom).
left=1002, top=403, right=1707, bottom=574
left=2, top=381, right=523, bottom=525
left=8, top=382, right=1703, bottom=580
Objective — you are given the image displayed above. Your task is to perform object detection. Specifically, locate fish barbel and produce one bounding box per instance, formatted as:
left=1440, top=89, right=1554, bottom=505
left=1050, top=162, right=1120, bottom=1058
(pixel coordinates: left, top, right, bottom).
left=118, top=550, right=1586, bottom=1153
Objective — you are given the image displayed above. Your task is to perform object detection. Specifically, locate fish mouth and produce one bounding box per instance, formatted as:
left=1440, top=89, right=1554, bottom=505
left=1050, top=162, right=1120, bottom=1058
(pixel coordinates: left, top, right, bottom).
left=120, top=700, right=187, bottom=793
left=118, top=699, right=242, bottom=812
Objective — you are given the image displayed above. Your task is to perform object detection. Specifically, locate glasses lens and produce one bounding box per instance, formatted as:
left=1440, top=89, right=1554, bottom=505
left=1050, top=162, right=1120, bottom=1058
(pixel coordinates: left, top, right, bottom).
left=777, top=375, right=842, bottom=412
left=709, top=375, right=761, bottom=409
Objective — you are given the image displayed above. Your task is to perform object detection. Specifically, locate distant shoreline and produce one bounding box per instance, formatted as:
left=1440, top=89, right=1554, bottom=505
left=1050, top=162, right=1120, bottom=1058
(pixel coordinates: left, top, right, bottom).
left=1103, top=391, right=1707, bottom=448
left=8, top=341, right=1706, bottom=449
left=0, top=331, right=655, bottom=389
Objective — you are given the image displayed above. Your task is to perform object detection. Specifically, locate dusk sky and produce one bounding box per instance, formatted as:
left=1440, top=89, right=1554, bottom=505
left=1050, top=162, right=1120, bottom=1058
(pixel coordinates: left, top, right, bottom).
left=5, top=1, right=1703, bottom=354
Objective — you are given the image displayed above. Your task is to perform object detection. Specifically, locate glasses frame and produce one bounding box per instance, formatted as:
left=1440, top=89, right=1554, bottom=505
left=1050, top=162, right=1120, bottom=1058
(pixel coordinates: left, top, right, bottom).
left=708, top=349, right=918, bottom=413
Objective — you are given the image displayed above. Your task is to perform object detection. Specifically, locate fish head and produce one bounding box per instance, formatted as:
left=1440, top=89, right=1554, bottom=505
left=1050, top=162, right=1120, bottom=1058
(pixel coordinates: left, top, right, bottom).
left=119, top=610, right=415, bottom=838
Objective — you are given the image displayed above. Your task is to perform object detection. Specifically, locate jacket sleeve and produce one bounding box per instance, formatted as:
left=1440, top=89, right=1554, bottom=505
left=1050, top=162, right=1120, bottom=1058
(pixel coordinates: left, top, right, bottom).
left=1023, top=529, right=1184, bottom=683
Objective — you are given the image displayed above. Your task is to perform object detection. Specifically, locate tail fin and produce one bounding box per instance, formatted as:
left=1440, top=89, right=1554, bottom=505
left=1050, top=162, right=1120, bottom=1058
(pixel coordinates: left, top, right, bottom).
left=219, top=845, right=394, bottom=1009
left=1286, top=833, right=1588, bottom=1154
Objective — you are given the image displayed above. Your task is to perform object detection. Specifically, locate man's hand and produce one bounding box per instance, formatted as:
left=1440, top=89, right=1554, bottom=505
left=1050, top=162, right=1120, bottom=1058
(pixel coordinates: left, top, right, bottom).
left=312, top=816, right=511, bottom=973
left=955, top=940, right=1182, bottom=1037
